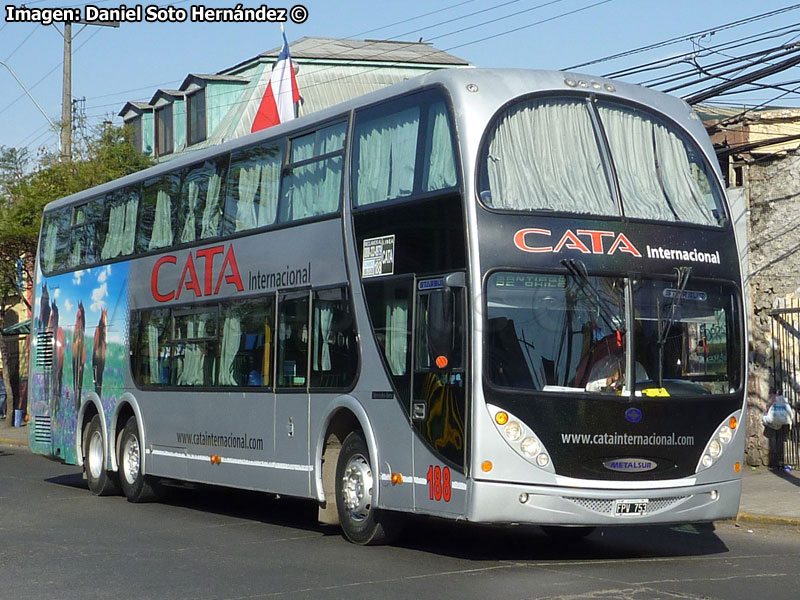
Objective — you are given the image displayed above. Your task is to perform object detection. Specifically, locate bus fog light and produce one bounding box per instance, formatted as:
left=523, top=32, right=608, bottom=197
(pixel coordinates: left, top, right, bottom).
left=536, top=453, right=550, bottom=467
left=718, top=426, right=732, bottom=444
left=520, top=437, right=540, bottom=457
left=519, top=493, right=529, bottom=504
left=504, top=421, right=522, bottom=441
left=709, top=440, right=722, bottom=457
left=710, top=489, right=718, bottom=501
left=702, top=454, right=713, bottom=468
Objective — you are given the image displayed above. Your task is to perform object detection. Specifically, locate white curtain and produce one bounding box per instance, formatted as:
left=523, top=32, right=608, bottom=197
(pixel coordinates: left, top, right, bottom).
left=177, top=317, right=207, bottom=386
left=385, top=301, right=408, bottom=376
left=284, top=127, right=344, bottom=221
left=425, top=102, right=457, bottom=191
left=101, top=196, right=138, bottom=260
left=149, top=189, right=173, bottom=250
left=599, top=105, right=716, bottom=225
left=356, top=107, right=419, bottom=206
left=314, top=301, right=334, bottom=372
left=200, top=173, right=222, bottom=239
left=235, top=166, right=260, bottom=231
left=43, top=221, right=59, bottom=272
left=219, top=310, right=241, bottom=386
left=485, top=99, right=615, bottom=215
left=257, top=156, right=280, bottom=226
left=180, top=181, right=200, bottom=243
left=147, top=321, right=160, bottom=385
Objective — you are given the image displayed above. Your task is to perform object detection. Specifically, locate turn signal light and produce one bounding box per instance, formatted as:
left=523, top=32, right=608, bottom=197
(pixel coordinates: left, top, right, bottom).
left=734, top=462, right=741, bottom=473
left=495, top=411, right=509, bottom=425
left=435, top=355, right=449, bottom=369
left=481, top=460, right=493, bottom=472
left=391, top=473, right=403, bottom=485
left=210, top=455, right=222, bottom=465
left=729, top=416, right=738, bottom=430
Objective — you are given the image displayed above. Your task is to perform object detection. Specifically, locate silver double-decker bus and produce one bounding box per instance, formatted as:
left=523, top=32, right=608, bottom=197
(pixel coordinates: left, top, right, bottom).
left=29, top=68, right=745, bottom=544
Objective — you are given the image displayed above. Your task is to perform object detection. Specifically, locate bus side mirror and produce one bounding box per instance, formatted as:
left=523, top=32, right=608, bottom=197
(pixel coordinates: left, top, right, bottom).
left=425, top=272, right=465, bottom=371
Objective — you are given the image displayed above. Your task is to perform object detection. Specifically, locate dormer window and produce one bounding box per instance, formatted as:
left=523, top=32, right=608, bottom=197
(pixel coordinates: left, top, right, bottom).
left=188, top=89, right=207, bottom=145
left=155, top=104, right=174, bottom=157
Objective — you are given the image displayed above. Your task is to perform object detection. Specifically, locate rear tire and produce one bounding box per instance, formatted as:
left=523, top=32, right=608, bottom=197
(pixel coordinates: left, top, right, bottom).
left=335, top=431, right=398, bottom=545
left=83, top=414, right=119, bottom=496
left=118, top=416, right=161, bottom=503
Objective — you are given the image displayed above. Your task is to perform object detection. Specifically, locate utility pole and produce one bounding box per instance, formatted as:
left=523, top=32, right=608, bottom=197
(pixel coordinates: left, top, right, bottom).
left=51, top=16, right=119, bottom=161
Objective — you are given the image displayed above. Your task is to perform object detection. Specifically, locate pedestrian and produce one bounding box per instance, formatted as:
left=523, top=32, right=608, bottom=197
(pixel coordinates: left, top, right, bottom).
left=0, top=368, right=6, bottom=419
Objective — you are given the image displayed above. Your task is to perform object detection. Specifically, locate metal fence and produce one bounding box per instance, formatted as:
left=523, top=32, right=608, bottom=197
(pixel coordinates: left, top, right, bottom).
left=769, top=298, right=800, bottom=467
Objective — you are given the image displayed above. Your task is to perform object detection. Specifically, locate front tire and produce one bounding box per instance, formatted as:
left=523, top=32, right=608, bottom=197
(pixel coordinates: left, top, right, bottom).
left=83, top=414, right=119, bottom=496
left=335, top=431, right=398, bottom=545
left=118, top=416, right=161, bottom=503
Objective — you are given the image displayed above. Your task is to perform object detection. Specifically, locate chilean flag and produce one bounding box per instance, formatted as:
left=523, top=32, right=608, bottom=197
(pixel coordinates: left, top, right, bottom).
left=251, top=30, right=300, bottom=133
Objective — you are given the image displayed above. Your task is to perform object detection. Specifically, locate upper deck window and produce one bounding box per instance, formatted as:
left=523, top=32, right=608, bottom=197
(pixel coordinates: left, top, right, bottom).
left=352, top=90, right=457, bottom=208
left=479, top=96, right=726, bottom=227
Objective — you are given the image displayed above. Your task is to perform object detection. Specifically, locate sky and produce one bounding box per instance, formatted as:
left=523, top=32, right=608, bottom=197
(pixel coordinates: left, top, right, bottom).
left=2, top=0, right=800, bottom=156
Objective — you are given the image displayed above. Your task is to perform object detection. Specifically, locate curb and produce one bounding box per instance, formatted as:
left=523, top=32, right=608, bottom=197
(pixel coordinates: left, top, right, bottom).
left=0, top=436, right=27, bottom=448
left=735, top=512, right=800, bottom=527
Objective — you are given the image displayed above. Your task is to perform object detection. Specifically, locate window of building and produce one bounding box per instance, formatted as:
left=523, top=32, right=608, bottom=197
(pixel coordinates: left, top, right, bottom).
left=155, top=104, right=174, bottom=157
left=187, top=90, right=207, bottom=146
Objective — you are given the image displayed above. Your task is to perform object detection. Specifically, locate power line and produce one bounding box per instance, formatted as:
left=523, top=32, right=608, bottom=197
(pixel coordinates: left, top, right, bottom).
left=565, top=3, right=800, bottom=71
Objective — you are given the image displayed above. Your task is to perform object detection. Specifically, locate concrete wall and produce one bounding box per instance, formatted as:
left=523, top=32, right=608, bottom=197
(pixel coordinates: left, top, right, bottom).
left=744, top=153, right=800, bottom=465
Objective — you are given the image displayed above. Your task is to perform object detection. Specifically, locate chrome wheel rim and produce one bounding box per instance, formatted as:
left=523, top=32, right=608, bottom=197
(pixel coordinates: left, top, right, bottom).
left=122, top=435, right=140, bottom=485
left=88, top=430, right=104, bottom=479
left=341, top=453, right=373, bottom=522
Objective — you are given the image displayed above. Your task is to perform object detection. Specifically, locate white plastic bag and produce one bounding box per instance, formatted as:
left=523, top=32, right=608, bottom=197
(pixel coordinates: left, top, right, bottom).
left=763, top=395, right=796, bottom=430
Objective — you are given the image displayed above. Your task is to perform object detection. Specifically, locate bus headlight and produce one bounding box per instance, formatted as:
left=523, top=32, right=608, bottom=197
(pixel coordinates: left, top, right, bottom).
left=488, top=405, right=554, bottom=473
left=520, top=436, right=540, bottom=457
left=696, top=411, right=741, bottom=473
left=504, top=421, right=522, bottom=441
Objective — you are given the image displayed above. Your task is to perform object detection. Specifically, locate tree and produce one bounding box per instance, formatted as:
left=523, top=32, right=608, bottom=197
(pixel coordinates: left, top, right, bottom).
left=0, top=124, right=153, bottom=424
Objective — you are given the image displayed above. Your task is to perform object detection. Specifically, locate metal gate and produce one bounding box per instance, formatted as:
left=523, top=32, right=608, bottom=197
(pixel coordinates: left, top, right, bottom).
left=769, top=298, right=800, bottom=467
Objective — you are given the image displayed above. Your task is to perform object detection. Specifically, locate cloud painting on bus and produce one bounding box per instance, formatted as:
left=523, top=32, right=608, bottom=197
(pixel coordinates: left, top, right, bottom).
left=30, top=262, right=129, bottom=463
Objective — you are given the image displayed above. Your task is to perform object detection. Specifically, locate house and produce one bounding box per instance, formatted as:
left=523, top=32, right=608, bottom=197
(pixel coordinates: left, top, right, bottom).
left=119, top=37, right=470, bottom=160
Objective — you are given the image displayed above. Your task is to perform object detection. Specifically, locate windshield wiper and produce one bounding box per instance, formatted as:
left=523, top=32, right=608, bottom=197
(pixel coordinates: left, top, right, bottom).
left=656, top=266, right=692, bottom=387
left=561, top=259, right=624, bottom=335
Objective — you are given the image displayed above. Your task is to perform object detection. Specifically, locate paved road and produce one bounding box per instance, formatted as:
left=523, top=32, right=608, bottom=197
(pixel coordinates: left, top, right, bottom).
left=2, top=446, right=799, bottom=600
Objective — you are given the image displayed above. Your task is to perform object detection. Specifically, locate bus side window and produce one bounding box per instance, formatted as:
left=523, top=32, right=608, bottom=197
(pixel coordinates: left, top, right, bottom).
left=218, top=297, right=275, bottom=388
left=40, top=208, right=71, bottom=274
left=137, top=172, right=181, bottom=253
left=224, top=143, right=282, bottom=235
left=277, top=292, right=310, bottom=388
left=101, top=186, right=139, bottom=261
left=280, top=121, right=346, bottom=223
left=311, top=287, right=357, bottom=389
left=179, top=157, right=229, bottom=243
left=131, top=309, right=171, bottom=387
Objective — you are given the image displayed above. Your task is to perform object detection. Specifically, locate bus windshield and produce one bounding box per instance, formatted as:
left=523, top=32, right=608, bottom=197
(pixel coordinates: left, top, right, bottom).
left=485, top=272, right=741, bottom=396
left=479, top=96, right=726, bottom=227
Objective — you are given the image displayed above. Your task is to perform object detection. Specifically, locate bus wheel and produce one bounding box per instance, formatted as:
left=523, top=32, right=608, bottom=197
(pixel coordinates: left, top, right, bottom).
left=335, top=431, right=397, bottom=545
left=82, top=414, right=119, bottom=496
left=118, top=416, right=161, bottom=503
left=540, top=525, right=596, bottom=541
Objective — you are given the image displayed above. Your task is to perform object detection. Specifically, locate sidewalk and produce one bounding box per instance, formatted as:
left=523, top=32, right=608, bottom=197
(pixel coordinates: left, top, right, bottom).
left=1, top=422, right=797, bottom=525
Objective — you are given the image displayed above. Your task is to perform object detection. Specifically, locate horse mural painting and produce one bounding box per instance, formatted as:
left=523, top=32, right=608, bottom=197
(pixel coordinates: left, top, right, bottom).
left=92, top=309, right=107, bottom=397
left=72, top=301, right=85, bottom=412
left=48, top=298, right=63, bottom=412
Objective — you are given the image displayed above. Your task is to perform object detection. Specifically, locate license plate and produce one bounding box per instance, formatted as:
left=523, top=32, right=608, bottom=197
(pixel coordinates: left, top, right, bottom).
left=614, top=499, right=648, bottom=516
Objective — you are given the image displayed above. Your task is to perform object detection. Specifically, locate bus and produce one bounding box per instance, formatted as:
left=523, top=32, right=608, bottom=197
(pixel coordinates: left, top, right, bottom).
left=28, top=68, right=746, bottom=545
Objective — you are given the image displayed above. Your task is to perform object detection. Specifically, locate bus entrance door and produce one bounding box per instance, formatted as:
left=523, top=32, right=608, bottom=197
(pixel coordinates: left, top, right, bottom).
left=411, top=276, right=468, bottom=516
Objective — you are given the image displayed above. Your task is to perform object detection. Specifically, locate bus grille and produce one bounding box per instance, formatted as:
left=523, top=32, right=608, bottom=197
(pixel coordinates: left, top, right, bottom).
left=564, top=495, right=689, bottom=515
left=36, top=331, right=54, bottom=369
left=33, top=416, right=52, bottom=445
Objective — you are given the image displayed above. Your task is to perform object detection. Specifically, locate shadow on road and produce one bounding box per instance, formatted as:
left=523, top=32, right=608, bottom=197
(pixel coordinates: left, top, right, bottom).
left=43, top=472, right=730, bottom=560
